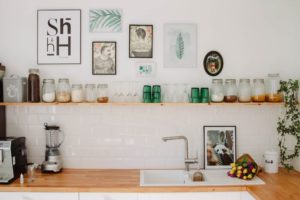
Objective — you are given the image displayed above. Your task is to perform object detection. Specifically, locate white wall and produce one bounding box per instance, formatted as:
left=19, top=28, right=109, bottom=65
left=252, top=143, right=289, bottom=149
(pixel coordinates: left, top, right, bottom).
left=1, top=0, right=300, bottom=169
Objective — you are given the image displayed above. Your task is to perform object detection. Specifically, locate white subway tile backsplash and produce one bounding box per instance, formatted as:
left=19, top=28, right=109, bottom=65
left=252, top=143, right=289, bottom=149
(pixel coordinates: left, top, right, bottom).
left=6, top=106, right=280, bottom=169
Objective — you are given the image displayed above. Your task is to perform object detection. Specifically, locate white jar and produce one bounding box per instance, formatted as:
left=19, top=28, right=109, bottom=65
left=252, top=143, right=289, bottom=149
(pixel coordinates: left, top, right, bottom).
left=71, top=84, right=83, bottom=103
left=42, top=79, right=55, bottom=103
left=263, top=150, right=279, bottom=173
left=211, top=79, right=224, bottom=102
left=238, top=79, right=251, bottom=103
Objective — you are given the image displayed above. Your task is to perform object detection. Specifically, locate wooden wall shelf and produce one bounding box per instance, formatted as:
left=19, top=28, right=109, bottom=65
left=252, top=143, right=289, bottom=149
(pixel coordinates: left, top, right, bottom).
left=0, top=102, right=285, bottom=106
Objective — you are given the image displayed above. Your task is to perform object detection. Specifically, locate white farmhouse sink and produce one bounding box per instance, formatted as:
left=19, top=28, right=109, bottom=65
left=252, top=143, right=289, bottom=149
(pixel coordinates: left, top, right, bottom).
left=140, top=169, right=265, bottom=187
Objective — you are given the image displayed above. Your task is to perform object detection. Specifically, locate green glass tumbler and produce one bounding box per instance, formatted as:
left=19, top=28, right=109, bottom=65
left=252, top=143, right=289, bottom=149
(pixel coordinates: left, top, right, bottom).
left=191, top=88, right=200, bottom=99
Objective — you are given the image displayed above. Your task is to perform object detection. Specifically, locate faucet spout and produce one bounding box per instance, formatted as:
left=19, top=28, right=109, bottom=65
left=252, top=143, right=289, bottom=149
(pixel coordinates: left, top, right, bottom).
left=162, top=135, right=197, bottom=171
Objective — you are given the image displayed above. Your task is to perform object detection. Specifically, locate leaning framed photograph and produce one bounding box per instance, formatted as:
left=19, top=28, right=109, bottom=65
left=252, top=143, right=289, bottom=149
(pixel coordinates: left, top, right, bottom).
left=129, top=24, right=153, bottom=58
left=37, top=9, right=81, bottom=64
left=203, top=51, right=223, bottom=76
left=164, top=23, right=197, bottom=68
left=204, top=126, right=236, bottom=169
left=92, top=41, right=116, bottom=75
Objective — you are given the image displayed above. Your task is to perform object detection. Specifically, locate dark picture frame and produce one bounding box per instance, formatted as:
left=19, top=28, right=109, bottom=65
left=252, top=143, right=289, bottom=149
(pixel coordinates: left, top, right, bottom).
left=203, top=51, right=223, bottom=76
left=37, top=9, right=81, bottom=65
left=129, top=24, right=153, bottom=58
left=92, top=41, right=117, bottom=75
left=203, top=126, right=236, bottom=169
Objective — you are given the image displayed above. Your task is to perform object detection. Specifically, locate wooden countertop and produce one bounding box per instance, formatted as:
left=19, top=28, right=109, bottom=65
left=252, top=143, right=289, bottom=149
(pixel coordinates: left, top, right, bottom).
left=0, top=168, right=299, bottom=200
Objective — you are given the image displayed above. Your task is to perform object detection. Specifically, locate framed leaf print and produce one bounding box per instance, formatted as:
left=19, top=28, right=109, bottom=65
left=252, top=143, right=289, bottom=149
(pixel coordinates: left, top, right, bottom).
left=37, top=9, right=81, bottom=64
left=129, top=25, right=153, bottom=58
left=164, top=23, right=197, bottom=68
left=89, top=9, right=122, bottom=32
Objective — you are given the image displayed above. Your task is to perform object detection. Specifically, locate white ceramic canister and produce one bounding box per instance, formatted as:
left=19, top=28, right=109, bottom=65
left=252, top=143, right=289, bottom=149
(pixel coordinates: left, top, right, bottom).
left=263, top=150, right=279, bottom=173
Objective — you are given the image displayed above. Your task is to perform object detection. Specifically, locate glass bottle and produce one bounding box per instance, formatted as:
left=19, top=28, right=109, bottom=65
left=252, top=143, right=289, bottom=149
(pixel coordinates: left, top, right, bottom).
left=85, top=84, right=96, bottom=102
left=251, top=79, right=266, bottom=102
left=71, top=84, right=83, bottom=103
left=210, top=79, right=224, bottom=102
left=224, top=79, right=238, bottom=102
left=238, top=79, right=251, bottom=103
left=42, top=79, right=55, bottom=103
left=28, top=69, right=40, bottom=102
left=56, top=78, right=71, bottom=103
left=266, top=73, right=282, bottom=102
left=97, top=84, right=109, bottom=103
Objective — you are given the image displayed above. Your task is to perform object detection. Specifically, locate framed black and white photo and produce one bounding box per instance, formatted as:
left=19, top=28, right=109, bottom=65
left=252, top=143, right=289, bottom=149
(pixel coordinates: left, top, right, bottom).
left=37, top=9, right=81, bottom=64
left=129, top=25, right=153, bottom=58
left=204, top=126, right=236, bottom=169
left=92, top=41, right=116, bottom=75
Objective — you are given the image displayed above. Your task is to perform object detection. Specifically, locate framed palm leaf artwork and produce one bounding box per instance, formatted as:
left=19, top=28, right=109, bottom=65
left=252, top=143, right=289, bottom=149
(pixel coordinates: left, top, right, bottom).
left=164, top=23, right=197, bottom=68
left=89, top=9, right=122, bottom=33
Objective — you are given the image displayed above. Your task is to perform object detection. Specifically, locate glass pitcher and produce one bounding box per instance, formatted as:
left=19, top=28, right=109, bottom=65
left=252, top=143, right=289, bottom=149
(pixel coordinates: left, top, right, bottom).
left=44, top=123, right=64, bottom=149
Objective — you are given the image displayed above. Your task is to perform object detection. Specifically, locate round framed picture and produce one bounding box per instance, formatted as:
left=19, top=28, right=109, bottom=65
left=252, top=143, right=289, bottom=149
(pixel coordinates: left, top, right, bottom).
left=203, top=51, right=223, bottom=76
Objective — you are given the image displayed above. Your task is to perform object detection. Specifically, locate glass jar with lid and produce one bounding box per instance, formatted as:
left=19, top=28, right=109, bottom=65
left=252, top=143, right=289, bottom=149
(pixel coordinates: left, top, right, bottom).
left=210, top=79, right=224, bottom=102
left=28, top=68, right=40, bottom=102
left=224, top=79, right=238, bottom=102
left=85, top=84, right=96, bottom=102
left=238, top=79, right=251, bottom=103
left=251, top=79, right=266, bottom=102
left=56, top=78, right=71, bottom=103
left=266, top=73, right=282, bottom=102
left=97, top=84, right=109, bottom=103
left=71, top=84, right=83, bottom=103
left=42, top=79, right=55, bottom=103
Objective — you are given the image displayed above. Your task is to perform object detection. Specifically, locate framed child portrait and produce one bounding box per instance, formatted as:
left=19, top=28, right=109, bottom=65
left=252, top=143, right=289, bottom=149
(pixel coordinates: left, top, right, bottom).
left=129, top=24, right=153, bottom=58
left=92, top=41, right=116, bottom=75
left=204, top=126, right=236, bottom=169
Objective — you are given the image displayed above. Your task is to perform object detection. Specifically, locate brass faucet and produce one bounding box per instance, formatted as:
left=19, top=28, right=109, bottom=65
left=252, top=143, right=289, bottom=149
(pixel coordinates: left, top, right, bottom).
left=162, top=136, right=198, bottom=171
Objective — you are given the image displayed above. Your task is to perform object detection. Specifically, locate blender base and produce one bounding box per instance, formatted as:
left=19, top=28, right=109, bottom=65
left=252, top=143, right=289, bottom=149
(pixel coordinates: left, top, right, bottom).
left=41, top=161, right=63, bottom=173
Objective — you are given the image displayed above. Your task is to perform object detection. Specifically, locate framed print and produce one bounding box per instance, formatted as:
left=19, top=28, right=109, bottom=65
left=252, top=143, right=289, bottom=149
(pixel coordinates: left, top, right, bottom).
left=135, top=61, right=156, bottom=78
left=92, top=41, right=116, bottom=75
left=129, top=25, right=153, bottom=58
left=89, top=9, right=122, bottom=33
left=203, top=51, right=223, bottom=76
left=37, top=9, right=81, bottom=64
left=204, top=126, right=236, bottom=169
left=164, top=23, right=197, bottom=68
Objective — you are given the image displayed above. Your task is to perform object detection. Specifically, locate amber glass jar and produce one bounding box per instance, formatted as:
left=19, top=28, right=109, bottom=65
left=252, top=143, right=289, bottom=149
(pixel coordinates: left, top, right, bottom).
left=28, top=69, right=40, bottom=102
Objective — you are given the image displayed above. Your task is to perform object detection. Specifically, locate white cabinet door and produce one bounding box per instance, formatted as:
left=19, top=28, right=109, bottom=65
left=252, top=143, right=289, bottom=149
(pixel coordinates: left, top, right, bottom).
left=0, top=192, right=78, bottom=200
left=80, top=193, right=138, bottom=200
left=138, top=192, right=242, bottom=200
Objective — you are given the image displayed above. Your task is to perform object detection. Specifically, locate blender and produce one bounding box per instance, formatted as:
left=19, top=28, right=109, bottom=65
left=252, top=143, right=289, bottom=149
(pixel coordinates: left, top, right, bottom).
left=42, top=123, right=64, bottom=173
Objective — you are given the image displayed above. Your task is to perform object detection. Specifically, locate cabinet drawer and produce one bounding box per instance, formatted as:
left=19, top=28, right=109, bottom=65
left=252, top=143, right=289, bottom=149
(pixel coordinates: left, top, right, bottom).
left=80, top=193, right=138, bottom=200
left=0, top=192, right=78, bottom=200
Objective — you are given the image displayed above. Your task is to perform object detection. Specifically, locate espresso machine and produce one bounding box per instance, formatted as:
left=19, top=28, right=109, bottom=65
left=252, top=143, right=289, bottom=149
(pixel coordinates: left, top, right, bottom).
left=0, top=137, right=27, bottom=183
left=42, top=123, right=64, bottom=173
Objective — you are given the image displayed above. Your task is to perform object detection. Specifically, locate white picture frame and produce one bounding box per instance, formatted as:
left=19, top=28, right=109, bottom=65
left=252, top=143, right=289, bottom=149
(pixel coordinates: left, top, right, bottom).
left=204, top=126, right=236, bottom=169
left=164, top=23, right=197, bottom=68
left=37, top=9, right=81, bottom=64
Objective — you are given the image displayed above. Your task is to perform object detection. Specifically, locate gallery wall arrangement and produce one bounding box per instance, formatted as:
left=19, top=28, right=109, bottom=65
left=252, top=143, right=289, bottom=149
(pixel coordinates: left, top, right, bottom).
left=36, top=8, right=223, bottom=77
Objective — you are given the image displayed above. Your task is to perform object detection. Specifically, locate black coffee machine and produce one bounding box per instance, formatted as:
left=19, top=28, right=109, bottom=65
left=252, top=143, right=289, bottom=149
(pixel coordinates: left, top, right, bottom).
left=0, top=137, right=27, bottom=184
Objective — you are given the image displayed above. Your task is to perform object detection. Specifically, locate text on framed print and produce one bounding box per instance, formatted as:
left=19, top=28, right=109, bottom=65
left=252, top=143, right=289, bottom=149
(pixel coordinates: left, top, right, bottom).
left=37, top=9, right=81, bottom=64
